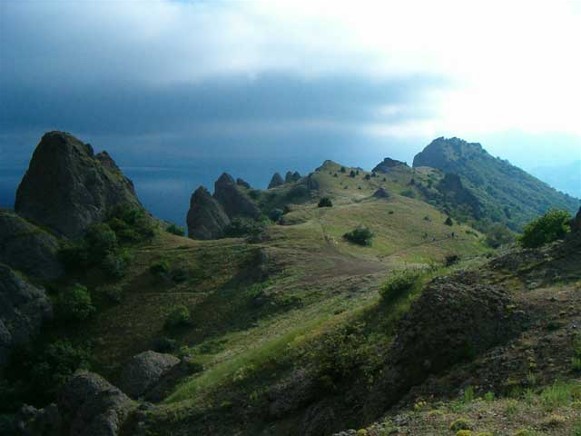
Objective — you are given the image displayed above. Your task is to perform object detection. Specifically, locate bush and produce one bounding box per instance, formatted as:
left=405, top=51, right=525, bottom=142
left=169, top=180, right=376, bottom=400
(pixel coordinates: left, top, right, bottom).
left=165, top=305, right=192, bottom=329
left=379, top=270, right=422, bottom=305
left=166, top=223, right=185, bottom=236
left=485, top=223, right=514, bottom=248
left=101, top=248, right=132, bottom=279
left=449, top=418, right=472, bottom=432
left=55, top=284, right=96, bottom=322
left=268, top=208, right=284, bottom=222
left=519, top=209, right=570, bottom=248
left=31, top=340, right=91, bottom=393
left=106, top=206, right=155, bottom=243
left=444, top=216, right=454, bottom=226
left=85, top=223, right=118, bottom=260
left=95, top=284, right=123, bottom=304
left=150, top=259, right=171, bottom=278
left=318, top=197, right=333, bottom=208
left=343, top=226, right=374, bottom=246
left=224, top=218, right=266, bottom=239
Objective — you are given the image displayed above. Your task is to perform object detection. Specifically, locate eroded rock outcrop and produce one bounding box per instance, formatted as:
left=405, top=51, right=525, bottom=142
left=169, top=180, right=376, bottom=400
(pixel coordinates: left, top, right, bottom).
left=0, top=264, right=52, bottom=366
left=0, top=210, right=63, bottom=280
left=372, top=188, right=390, bottom=199
left=58, top=371, right=134, bottom=436
left=214, top=173, right=261, bottom=219
left=372, top=158, right=408, bottom=173
left=268, top=172, right=285, bottom=189
left=571, top=207, right=581, bottom=232
left=285, top=171, right=301, bottom=183
left=186, top=187, right=230, bottom=240
left=119, top=351, right=180, bottom=400
left=15, top=131, right=142, bottom=239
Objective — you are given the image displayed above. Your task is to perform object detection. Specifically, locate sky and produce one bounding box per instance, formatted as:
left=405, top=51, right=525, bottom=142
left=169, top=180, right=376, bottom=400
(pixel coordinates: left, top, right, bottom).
left=1, top=0, right=580, bottom=221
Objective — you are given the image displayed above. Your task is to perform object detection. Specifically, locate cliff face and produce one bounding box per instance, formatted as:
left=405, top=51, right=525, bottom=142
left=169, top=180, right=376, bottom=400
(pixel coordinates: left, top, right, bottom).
left=15, top=132, right=142, bottom=239
left=186, top=187, right=230, bottom=240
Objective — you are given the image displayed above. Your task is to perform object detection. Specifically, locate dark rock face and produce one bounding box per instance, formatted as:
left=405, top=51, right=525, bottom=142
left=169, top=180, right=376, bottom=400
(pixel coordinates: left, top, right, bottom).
left=119, top=351, right=180, bottom=399
left=0, top=210, right=63, bottom=280
left=437, top=173, right=482, bottom=218
left=285, top=171, right=301, bottom=183
left=268, top=172, right=285, bottom=189
left=15, top=132, right=142, bottom=239
left=186, top=187, right=230, bottom=240
left=214, top=173, right=261, bottom=219
left=58, top=371, right=133, bottom=436
left=372, top=188, right=390, bottom=199
left=0, top=264, right=52, bottom=366
left=16, top=403, right=61, bottom=436
left=372, top=158, right=408, bottom=173
left=236, top=178, right=251, bottom=189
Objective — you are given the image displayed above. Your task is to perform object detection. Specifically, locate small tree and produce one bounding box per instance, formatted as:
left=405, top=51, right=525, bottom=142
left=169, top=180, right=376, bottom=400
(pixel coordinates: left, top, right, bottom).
left=343, top=226, right=374, bottom=246
left=519, top=209, right=570, bottom=248
left=318, top=197, right=333, bottom=208
left=55, top=284, right=96, bottom=322
left=166, top=223, right=185, bottom=236
left=165, top=305, right=192, bottom=329
left=444, top=216, right=454, bottom=226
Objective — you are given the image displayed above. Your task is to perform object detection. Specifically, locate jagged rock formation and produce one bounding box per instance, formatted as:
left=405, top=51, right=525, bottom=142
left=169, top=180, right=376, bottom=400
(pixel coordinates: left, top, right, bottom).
left=268, top=172, right=285, bottom=189
left=436, top=173, right=482, bottom=218
left=0, top=264, right=52, bottom=366
left=285, top=171, right=301, bottom=183
left=15, top=131, right=142, bottom=239
left=372, top=188, right=390, bottom=199
left=214, top=173, right=261, bottom=219
left=119, top=351, right=180, bottom=400
left=236, top=178, right=251, bottom=189
left=372, top=158, right=408, bottom=173
left=186, top=187, right=230, bottom=240
left=58, top=372, right=134, bottom=436
left=0, top=210, right=63, bottom=280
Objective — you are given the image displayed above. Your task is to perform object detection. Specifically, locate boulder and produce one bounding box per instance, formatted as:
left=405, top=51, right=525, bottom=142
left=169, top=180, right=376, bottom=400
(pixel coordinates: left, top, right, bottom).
left=186, top=186, right=230, bottom=240
left=268, top=172, right=285, bottom=189
left=0, top=264, right=52, bottom=366
left=118, top=351, right=180, bottom=399
left=58, top=371, right=134, bottom=436
left=16, top=403, right=61, bottom=436
left=372, top=158, right=408, bottom=173
left=0, top=210, right=63, bottom=280
left=15, top=131, right=142, bottom=239
left=372, top=188, right=390, bottom=199
left=214, top=173, right=261, bottom=219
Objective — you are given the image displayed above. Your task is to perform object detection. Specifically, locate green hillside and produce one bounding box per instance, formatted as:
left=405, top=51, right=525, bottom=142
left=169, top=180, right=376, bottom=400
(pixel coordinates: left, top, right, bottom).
left=413, top=137, right=579, bottom=231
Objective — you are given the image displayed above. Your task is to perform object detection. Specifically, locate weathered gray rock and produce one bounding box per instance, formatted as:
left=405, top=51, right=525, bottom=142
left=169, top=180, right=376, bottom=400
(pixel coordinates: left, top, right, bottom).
left=16, top=403, right=61, bottom=436
left=285, top=171, right=301, bottom=183
left=372, top=157, right=408, bottom=173
left=58, top=371, right=134, bottom=436
left=0, top=264, right=52, bottom=366
left=268, top=172, right=285, bottom=189
left=0, top=210, right=63, bottom=280
left=236, top=178, right=251, bottom=189
left=372, top=188, right=390, bottom=199
left=186, top=186, right=230, bottom=240
left=15, top=131, right=142, bottom=239
left=214, top=173, right=261, bottom=219
left=119, top=351, right=180, bottom=399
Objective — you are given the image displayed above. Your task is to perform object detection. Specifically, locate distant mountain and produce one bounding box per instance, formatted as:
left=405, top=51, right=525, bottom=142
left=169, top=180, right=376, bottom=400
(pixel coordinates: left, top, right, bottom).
left=413, top=137, right=579, bottom=231
left=530, top=160, right=581, bottom=198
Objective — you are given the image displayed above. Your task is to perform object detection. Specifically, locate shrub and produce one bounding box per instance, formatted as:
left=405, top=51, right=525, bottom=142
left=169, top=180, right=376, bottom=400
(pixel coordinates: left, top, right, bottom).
left=444, top=216, right=454, bottom=226
left=379, top=269, right=422, bottom=305
left=364, top=174, right=371, bottom=180
left=150, top=259, right=171, bottom=278
left=519, top=209, right=570, bottom=248
left=55, top=284, right=96, bottom=322
left=268, top=208, right=284, bottom=222
left=166, top=223, right=185, bottom=236
left=401, top=189, right=415, bottom=198
left=106, top=206, right=155, bottom=243
left=96, top=284, right=124, bottom=304
left=485, top=223, right=514, bottom=248
left=224, top=218, right=266, bottom=239
left=349, top=170, right=356, bottom=178
left=165, top=305, right=192, bottom=329
left=85, top=223, right=118, bottom=260
left=152, top=337, right=177, bottom=353
left=318, top=197, right=333, bottom=208
left=449, top=418, right=472, bottom=432
left=343, top=226, right=374, bottom=246
left=340, top=166, right=346, bottom=173
left=101, top=248, right=132, bottom=279
left=31, top=340, right=91, bottom=393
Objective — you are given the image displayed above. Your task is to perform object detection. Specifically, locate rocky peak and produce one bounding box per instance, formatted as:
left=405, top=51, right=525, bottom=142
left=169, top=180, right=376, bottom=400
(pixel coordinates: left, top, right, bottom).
left=214, top=172, right=261, bottom=219
left=15, top=131, right=142, bottom=239
left=236, top=178, right=251, bottom=189
left=268, top=172, right=285, bottom=189
left=285, top=171, right=301, bottom=183
left=186, top=186, right=230, bottom=240
left=372, top=158, right=408, bottom=173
